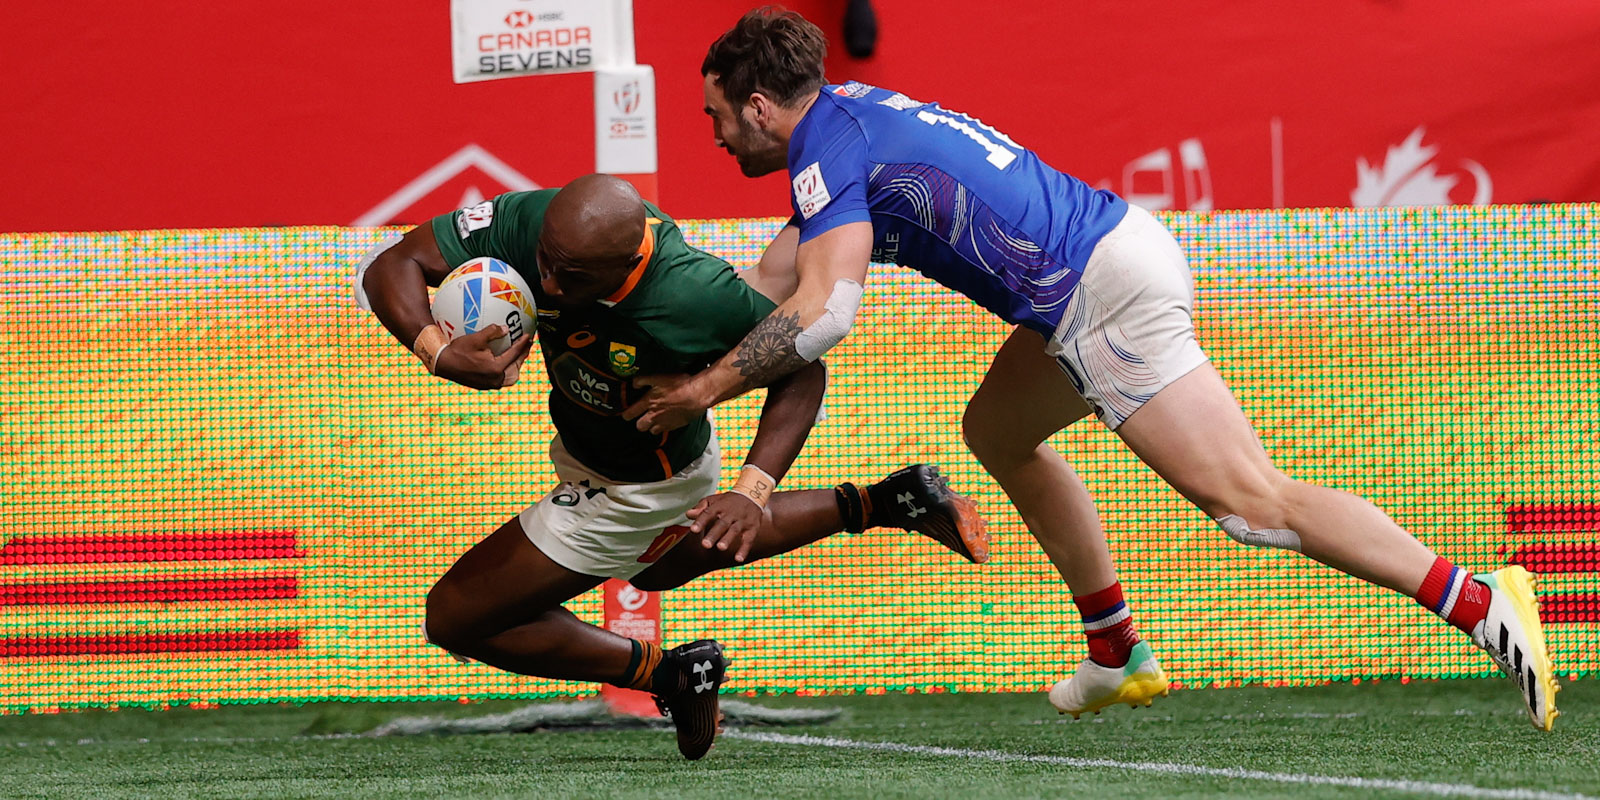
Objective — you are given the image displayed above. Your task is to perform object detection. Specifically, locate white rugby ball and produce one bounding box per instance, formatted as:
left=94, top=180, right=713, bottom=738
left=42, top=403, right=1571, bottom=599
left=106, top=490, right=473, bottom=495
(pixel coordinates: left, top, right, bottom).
left=431, top=257, right=538, bottom=355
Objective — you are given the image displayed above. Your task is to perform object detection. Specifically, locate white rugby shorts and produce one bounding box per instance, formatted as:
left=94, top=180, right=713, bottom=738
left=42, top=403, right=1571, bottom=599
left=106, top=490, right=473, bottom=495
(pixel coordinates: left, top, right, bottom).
left=1045, top=203, right=1209, bottom=429
left=518, top=434, right=721, bottom=579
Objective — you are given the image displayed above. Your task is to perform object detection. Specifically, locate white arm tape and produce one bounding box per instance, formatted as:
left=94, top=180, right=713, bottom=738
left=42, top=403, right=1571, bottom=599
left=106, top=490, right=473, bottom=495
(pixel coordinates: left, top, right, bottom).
left=352, top=232, right=403, bottom=312
left=794, top=279, right=863, bottom=361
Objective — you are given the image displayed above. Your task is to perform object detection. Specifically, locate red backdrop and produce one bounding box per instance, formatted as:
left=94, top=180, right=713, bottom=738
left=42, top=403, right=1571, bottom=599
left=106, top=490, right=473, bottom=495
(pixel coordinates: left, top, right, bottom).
left=4, top=0, right=1599, bottom=231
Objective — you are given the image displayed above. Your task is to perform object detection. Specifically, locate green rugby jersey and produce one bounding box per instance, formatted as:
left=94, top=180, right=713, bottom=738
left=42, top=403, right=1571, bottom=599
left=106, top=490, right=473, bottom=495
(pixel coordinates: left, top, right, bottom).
left=431, top=190, right=776, bottom=482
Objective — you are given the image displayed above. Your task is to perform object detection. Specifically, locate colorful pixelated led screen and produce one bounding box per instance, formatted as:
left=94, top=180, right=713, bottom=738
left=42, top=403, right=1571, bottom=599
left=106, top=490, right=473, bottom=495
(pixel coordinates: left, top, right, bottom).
left=0, top=205, right=1596, bottom=712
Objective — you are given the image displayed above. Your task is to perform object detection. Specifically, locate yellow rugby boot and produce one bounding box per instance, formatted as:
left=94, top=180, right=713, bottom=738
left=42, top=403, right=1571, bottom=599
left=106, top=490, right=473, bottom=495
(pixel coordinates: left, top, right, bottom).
left=1471, top=566, right=1560, bottom=731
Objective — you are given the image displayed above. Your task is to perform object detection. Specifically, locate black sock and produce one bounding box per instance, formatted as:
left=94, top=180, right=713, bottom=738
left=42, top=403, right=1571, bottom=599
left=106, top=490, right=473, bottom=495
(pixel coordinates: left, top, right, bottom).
left=834, top=483, right=866, bottom=532
left=649, top=648, right=684, bottom=696
left=835, top=480, right=893, bottom=532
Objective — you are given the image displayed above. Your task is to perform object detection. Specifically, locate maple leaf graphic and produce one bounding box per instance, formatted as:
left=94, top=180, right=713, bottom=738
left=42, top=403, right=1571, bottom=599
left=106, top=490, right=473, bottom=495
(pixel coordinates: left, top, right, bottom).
left=1351, top=127, right=1458, bottom=207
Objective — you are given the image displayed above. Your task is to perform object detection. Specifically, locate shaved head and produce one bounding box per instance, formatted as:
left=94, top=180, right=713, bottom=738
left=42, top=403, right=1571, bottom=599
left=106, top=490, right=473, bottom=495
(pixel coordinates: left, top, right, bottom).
left=546, top=174, right=647, bottom=263
left=536, top=174, right=650, bottom=307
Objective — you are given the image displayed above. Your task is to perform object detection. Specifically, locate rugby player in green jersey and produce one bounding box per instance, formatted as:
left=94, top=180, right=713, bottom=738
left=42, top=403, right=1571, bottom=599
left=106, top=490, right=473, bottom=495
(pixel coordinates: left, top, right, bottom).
left=358, top=174, right=989, bottom=760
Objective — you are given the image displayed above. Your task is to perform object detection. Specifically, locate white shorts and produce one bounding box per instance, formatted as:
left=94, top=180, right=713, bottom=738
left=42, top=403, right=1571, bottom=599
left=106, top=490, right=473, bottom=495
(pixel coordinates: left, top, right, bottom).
left=518, top=434, right=721, bottom=579
left=1045, top=203, right=1209, bottom=429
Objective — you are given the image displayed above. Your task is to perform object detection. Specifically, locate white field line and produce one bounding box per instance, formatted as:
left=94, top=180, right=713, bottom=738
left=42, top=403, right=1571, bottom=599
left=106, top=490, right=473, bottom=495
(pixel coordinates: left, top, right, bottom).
left=726, top=730, right=1596, bottom=800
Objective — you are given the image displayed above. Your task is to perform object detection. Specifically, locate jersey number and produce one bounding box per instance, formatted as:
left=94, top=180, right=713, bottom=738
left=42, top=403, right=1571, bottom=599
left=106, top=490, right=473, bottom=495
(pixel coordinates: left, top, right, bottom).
left=914, top=108, right=1022, bottom=170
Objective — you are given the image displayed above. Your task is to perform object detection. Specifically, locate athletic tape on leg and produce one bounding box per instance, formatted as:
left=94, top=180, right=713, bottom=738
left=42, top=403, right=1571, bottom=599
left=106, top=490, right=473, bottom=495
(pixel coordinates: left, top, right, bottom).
left=794, top=279, right=864, bottom=361
left=1216, top=514, right=1302, bottom=552
left=352, top=232, right=403, bottom=312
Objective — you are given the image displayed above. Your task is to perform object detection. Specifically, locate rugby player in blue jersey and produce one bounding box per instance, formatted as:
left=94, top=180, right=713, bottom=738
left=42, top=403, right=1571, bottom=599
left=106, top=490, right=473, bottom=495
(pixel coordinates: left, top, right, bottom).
left=625, top=7, right=1558, bottom=729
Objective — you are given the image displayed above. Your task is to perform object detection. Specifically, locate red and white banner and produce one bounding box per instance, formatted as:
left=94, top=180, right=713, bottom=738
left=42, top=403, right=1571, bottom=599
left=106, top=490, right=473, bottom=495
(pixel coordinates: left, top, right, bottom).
left=599, top=579, right=662, bottom=716
left=3, top=0, right=1598, bottom=231
left=450, top=0, right=633, bottom=82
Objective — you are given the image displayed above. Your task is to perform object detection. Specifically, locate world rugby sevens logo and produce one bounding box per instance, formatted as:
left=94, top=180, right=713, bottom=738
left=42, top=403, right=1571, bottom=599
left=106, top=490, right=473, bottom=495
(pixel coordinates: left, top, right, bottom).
left=614, top=81, right=641, bottom=115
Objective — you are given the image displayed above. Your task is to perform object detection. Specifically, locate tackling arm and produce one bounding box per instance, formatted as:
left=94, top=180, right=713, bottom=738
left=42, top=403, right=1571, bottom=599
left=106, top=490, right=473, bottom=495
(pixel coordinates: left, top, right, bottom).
left=626, top=221, right=872, bottom=433
left=686, top=357, right=828, bottom=561
left=735, top=225, right=802, bottom=304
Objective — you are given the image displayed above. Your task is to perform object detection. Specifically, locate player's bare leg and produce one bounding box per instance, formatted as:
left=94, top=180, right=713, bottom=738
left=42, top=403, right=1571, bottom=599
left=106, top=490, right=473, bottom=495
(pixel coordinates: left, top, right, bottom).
left=633, top=475, right=989, bottom=592
left=1115, top=362, right=1558, bottom=729
left=423, top=518, right=620, bottom=678
left=1117, top=364, right=1436, bottom=592
left=423, top=519, right=731, bottom=758
left=633, top=490, right=846, bottom=591
left=964, top=327, right=1114, bottom=592
left=963, top=327, right=1168, bottom=716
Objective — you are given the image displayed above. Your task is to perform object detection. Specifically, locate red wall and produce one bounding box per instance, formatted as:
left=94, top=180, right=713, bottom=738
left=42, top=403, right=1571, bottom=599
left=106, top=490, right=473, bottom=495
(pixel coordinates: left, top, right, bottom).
left=4, top=1, right=1599, bottom=231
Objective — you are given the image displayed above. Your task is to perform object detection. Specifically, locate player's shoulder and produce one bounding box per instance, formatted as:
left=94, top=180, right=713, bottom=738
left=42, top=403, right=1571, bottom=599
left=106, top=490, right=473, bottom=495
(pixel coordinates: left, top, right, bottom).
left=440, top=189, right=555, bottom=234
left=792, top=82, right=927, bottom=163
left=813, top=82, right=929, bottom=123
left=629, top=229, right=771, bottom=316
left=491, top=188, right=560, bottom=222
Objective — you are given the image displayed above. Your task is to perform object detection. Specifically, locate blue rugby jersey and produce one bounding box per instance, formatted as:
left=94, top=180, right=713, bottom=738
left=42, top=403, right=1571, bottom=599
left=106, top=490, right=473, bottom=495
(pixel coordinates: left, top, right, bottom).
left=788, top=82, right=1128, bottom=335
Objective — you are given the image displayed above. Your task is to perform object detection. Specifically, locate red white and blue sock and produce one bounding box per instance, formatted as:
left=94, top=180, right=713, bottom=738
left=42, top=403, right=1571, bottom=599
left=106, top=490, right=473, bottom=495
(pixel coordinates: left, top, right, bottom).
left=1074, top=581, right=1141, bottom=668
left=1413, top=556, right=1491, bottom=634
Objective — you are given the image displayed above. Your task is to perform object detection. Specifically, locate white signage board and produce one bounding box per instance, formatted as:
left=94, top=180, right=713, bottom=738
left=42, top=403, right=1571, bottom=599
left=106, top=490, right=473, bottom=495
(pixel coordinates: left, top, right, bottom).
left=594, top=66, right=657, bottom=175
left=451, top=0, right=634, bottom=83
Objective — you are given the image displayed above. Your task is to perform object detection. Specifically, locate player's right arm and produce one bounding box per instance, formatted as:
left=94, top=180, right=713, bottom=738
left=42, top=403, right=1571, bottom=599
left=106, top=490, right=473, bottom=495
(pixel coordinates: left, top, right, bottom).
left=358, top=224, right=531, bottom=391
left=626, top=107, right=875, bottom=434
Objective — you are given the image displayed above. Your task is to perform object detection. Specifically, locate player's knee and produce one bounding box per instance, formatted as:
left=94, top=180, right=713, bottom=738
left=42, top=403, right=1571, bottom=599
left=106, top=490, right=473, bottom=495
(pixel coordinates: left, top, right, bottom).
left=961, top=407, right=1028, bottom=471
left=422, top=582, right=478, bottom=656
left=1213, top=513, right=1302, bottom=552
left=1202, top=473, right=1303, bottom=552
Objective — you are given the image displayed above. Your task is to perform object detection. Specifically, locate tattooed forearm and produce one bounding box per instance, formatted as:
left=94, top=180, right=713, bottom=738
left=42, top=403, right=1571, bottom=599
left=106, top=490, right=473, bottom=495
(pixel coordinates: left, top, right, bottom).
left=730, top=310, right=808, bottom=390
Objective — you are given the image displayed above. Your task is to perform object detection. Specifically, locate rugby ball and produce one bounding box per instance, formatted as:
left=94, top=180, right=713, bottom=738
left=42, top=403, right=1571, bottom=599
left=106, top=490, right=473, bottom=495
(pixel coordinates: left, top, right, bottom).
left=431, top=257, right=538, bottom=355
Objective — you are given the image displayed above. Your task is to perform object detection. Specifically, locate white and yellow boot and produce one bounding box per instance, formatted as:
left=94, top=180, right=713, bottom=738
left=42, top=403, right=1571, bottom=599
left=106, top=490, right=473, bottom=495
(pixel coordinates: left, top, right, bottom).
left=1049, top=641, right=1170, bottom=719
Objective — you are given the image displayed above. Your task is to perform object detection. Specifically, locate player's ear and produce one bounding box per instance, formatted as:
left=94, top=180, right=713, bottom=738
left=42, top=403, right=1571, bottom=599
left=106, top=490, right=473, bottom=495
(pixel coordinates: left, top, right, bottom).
left=748, top=91, right=773, bottom=125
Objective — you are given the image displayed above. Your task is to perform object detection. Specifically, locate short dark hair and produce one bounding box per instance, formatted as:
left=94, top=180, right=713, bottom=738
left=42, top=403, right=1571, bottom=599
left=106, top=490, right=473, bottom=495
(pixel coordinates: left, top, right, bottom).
left=702, top=6, right=827, bottom=108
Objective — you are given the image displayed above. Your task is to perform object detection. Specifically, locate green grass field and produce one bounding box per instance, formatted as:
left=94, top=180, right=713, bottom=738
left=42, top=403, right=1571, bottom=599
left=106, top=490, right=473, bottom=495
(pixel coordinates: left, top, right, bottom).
left=4, top=678, right=1596, bottom=799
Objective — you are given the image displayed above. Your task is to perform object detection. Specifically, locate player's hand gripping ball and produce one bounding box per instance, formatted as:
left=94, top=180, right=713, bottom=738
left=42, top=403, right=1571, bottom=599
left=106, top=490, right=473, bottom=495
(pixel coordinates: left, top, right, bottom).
left=430, top=257, right=538, bottom=354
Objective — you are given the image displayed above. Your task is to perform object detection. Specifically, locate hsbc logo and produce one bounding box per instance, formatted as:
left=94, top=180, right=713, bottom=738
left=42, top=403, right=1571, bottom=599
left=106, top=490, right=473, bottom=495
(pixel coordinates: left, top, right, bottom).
left=614, top=80, right=641, bottom=115
left=504, top=9, right=562, bottom=29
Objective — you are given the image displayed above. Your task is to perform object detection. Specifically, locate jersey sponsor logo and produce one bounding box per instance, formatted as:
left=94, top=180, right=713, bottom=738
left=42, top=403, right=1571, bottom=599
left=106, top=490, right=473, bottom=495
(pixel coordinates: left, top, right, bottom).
left=608, top=342, right=639, bottom=376
left=793, top=162, right=833, bottom=219
left=833, top=81, right=874, bottom=98
left=552, top=352, right=624, bottom=414
left=455, top=200, right=495, bottom=238
left=877, top=92, right=925, bottom=111
left=870, top=232, right=901, bottom=263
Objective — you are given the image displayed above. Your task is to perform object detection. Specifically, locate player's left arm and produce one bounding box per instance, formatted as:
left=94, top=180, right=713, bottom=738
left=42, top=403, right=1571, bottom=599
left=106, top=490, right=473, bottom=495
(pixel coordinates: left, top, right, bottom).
left=678, top=356, right=827, bottom=562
